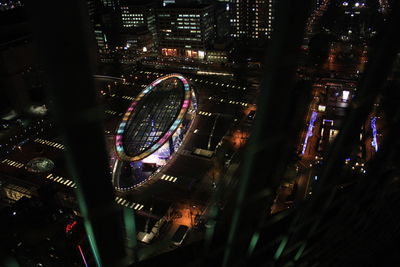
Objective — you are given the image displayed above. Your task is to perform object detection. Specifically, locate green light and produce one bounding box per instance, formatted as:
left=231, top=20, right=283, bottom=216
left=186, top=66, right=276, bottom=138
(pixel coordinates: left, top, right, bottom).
left=3, top=257, right=20, bottom=267
left=71, top=173, right=102, bottom=267
left=294, top=243, right=306, bottom=261
left=205, top=205, right=218, bottom=249
left=88, top=234, right=102, bottom=267
left=273, top=236, right=288, bottom=260
left=123, top=207, right=138, bottom=263
left=123, top=207, right=137, bottom=247
left=222, top=146, right=253, bottom=267
left=247, top=232, right=260, bottom=256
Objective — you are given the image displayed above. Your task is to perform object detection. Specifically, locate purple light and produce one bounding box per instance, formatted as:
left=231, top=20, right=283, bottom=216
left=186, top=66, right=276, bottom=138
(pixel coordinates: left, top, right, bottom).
left=371, top=117, right=378, bottom=152
left=77, top=245, right=88, bottom=267
left=301, top=111, right=318, bottom=155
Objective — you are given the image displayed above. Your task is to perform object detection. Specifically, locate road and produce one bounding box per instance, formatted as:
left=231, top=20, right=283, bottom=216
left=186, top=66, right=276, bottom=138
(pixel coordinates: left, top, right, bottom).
left=0, top=65, right=258, bottom=260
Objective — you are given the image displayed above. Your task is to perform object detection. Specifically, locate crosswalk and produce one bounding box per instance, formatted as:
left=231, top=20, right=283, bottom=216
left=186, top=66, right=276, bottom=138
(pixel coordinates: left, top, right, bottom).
left=228, top=100, right=248, bottom=106
left=44, top=174, right=144, bottom=211
left=0, top=161, right=145, bottom=211
left=105, top=110, right=117, bottom=115
left=35, top=138, right=65, bottom=150
left=160, top=174, right=178, bottom=183
left=122, top=95, right=135, bottom=101
left=1, top=159, right=25, bottom=169
left=198, top=111, right=213, bottom=117
left=46, top=173, right=77, bottom=188
left=207, top=96, right=249, bottom=107
left=115, top=196, right=144, bottom=210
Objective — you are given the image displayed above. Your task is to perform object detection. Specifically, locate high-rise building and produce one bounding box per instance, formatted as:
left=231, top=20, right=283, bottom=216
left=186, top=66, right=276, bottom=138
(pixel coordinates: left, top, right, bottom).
left=0, top=0, right=23, bottom=11
left=94, top=24, right=108, bottom=50
left=89, top=0, right=158, bottom=64
left=0, top=7, right=37, bottom=113
left=214, top=0, right=231, bottom=39
left=163, top=0, right=210, bottom=6
left=312, top=0, right=323, bottom=11
left=86, top=0, right=96, bottom=22
left=155, top=4, right=214, bottom=60
left=120, top=0, right=157, bottom=40
left=230, top=0, right=275, bottom=40
left=163, top=0, right=176, bottom=6
left=101, top=0, right=119, bottom=9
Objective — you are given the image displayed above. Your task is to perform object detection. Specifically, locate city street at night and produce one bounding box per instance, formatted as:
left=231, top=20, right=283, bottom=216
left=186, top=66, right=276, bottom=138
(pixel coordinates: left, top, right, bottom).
left=1, top=0, right=400, bottom=266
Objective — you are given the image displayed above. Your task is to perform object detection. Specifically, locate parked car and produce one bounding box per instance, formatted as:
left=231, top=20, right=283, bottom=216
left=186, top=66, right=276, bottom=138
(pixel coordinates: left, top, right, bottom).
left=171, top=225, right=190, bottom=246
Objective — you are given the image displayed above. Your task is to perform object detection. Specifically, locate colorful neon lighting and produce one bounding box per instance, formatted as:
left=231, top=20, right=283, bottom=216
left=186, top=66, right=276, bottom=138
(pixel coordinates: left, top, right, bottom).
left=371, top=117, right=378, bottom=152
left=77, top=245, right=89, bottom=267
left=65, top=220, right=77, bottom=233
left=301, top=111, right=318, bottom=155
left=115, top=73, right=194, bottom=161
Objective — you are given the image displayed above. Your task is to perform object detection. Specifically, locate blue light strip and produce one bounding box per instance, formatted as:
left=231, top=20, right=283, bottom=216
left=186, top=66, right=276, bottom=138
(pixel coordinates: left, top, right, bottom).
left=301, top=111, right=318, bottom=155
left=371, top=117, right=378, bottom=152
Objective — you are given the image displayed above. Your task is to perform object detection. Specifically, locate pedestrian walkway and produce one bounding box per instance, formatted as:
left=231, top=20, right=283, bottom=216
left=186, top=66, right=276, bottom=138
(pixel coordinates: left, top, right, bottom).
left=160, top=174, right=178, bottom=183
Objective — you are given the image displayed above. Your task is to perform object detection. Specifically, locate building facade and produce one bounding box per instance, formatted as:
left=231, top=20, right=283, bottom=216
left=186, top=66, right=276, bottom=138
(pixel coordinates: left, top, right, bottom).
left=101, top=0, right=119, bottom=8
left=120, top=1, right=157, bottom=41
left=206, top=50, right=229, bottom=62
left=119, top=26, right=154, bottom=64
left=230, top=0, right=274, bottom=40
left=155, top=4, right=214, bottom=60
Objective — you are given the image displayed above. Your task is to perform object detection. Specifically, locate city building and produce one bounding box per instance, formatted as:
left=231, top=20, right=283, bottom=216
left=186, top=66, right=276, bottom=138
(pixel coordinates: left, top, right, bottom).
left=206, top=49, right=229, bottom=62
left=93, top=24, right=116, bottom=63
left=230, top=0, right=275, bottom=40
left=94, top=23, right=108, bottom=51
left=163, top=0, right=211, bottom=6
left=101, top=0, right=119, bottom=9
left=0, top=0, right=23, bottom=11
left=155, top=4, right=214, bottom=59
left=119, top=26, right=155, bottom=63
left=213, top=0, right=230, bottom=39
left=0, top=7, right=42, bottom=114
left=2, top=1, right=400, bottom=266
left=86, top=0, right=96, bottom=23
left=163, top=0, right=176, bottom=6
left=206, top=41, right=233, bottom=62
left=120, top=0, right=157, bottom=41
left=312, top=0, right=324, bottom=11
